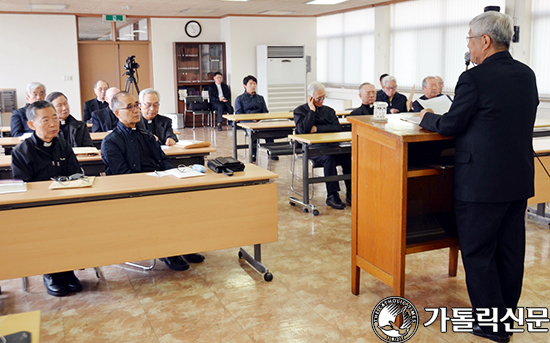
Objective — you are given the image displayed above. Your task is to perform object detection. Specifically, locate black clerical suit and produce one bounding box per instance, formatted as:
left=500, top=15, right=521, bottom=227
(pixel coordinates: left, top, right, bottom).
left=411, top=93, right=452, bottom=112
left=348, top=104, right=374, bottom=116
left=91, top=107, right=118, bottom=132
left=83, top=98, right=109, bottom=123
left=101, top=121, right=172, bottom=175
left=375, top=91, right=407, bottom=113
left=137, top=115, right=178, bottom=145
left=208, top=83, right=234, bottom=124
left=420, top=51, right=538, bottom=337
left=59, top=115, right=94, bottom=147
left=294, top=103, right=351, bottom=196
left=10, top=104, right=33, bottom=137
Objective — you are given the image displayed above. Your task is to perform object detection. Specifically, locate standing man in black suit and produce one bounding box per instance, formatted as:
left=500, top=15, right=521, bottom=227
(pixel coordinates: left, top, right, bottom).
left=83, top=80, right=109, bottom=123
left=420, top=11, right=538, bottom=343
left=208, top=71, right=234, bottom=131
left=138, top=88, right=178, bottom=146
left=91, top=87, right=120, bottom=132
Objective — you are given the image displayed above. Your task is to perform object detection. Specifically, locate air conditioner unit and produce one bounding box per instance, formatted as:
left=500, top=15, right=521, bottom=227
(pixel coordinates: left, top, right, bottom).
left=257, top=45, right=307, bottom=113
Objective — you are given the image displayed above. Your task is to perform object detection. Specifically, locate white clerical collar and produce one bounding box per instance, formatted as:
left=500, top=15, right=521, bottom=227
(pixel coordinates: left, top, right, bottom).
left=60, top=120, right=66, bottom=125
left=131, top=127, right=137, bottom=130
left=147, top=120, right=152, bottom=124
left=44, top=141, right=52, bottom=147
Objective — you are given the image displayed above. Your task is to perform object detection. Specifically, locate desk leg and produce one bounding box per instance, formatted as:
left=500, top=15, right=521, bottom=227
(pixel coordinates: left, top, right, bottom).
left=289, top=143, right=319, bottom=215
left=449, top=245, right=459, bottom=277
left=239, top=245, right=273, bottom=282
left=248, top=129, right=255, bottom=163
left=232, top=121, right=238, bottom=159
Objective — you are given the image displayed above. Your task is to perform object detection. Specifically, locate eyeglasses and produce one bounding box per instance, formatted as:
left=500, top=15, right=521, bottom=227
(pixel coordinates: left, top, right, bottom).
left=177, top=164, right=193, bottom=173
left=119, top=102, right=140, bottom=111
left=313, top=96, right=326, bottom=102
left=142, top=102, right=160, bottom=109
left=384, top=86, right=397, bottom=91
left=466, top=35, right=483, bottom=42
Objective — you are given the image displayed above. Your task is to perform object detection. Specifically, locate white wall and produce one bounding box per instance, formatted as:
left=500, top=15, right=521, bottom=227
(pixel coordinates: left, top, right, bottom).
left=221, top=16, right=317, bottom=105
left=0, top=14, right=81, bottom=119
left=150, top=18, right=221, bottom=114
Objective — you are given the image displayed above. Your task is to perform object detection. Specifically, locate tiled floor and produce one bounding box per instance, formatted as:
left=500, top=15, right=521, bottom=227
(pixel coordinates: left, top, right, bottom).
left=1, top=126, right=549, bottom=342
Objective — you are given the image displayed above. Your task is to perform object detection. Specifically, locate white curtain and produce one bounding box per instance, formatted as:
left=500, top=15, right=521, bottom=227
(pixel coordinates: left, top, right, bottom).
left=531, top=0, right=550, bottom=97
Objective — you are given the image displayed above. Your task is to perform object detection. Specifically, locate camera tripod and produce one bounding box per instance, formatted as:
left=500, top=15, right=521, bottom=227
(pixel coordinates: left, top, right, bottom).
left=124, top=72, right=140, bottom=95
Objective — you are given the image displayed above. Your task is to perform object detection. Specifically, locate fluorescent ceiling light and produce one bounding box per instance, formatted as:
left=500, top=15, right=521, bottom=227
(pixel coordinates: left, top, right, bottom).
left=219, top=0, right=249, bottom=2
left=180, top=8, right=217, bottom=13
left=259, top=10, right=296, bottom=15
left=306, top=0, right=348, bottom=4
left=29, top=4, right=67, bottom=10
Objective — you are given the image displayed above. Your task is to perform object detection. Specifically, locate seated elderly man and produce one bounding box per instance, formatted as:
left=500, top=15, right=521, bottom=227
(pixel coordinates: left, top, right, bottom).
left=11, top=100, right=83, bottom=297
left=101, top=91, right=205, bottom=271
left=294, top=81, right=351, bottom=210
left=91, top=87, right=120, bottom=132
left=46, top=91, right=93, bottom=147
left=349, top=82, right=376, bottom=116
left=412, top=76, right=452, bottom=112
left=83, top=80, right=109, bottom=123
left=375, top=76, right=407, bottom=113
left=11, top=82, right=46, bottom=137
left=138, top=88, right=178, bottom=146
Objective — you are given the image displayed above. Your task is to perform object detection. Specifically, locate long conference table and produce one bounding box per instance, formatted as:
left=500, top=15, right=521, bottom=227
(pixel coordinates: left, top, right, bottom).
left=0, top=164, right=278, bottom=282
left=0, top=132, right=108, bottom=154
left=0, top=146, right=216, bottom=179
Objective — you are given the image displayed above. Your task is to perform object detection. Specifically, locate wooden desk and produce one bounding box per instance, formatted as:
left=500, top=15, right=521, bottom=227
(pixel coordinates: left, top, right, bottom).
left=0, top=165, right=278, bottom=282
left=0, top=310, right=40, bottom=343
left=223, top=112, right=350, bottom=159
left=0, top=146, right=216, bottom=179
left=530, top=137, right=550, bottom=206
left=0, top=132, right=108, bottom=154
left=348, top=114, right=459, bottom=297
left=287, top=131, right=352, bottom=215
left=237, top=121, right=295, bottom=163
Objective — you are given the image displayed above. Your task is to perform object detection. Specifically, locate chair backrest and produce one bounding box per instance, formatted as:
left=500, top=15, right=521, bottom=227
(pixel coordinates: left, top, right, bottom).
left=185, top=96, right=203, bottom=103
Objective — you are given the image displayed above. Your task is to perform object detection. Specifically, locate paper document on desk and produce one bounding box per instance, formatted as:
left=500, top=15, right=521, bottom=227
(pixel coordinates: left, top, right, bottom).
left=175, top=140, right=211, bottom=149
left=49, top=177, right=95, bottom=189
left=72, top=147, right=100, bottom=155
left=400, top=115, right=422, bottom=125
left=417, top=96, right=452, bottom=114
left=0, top=179, right=27, bottom=194
left=165, top=168, right=205, bottom=179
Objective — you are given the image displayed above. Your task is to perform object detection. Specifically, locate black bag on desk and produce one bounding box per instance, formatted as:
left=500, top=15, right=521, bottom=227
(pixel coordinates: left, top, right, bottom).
left=207, top=157, right=245, bottom=176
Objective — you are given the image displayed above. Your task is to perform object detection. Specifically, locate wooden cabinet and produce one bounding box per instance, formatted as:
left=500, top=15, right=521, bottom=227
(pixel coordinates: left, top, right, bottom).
left=348, top=114, right=460, bottom=297
left=173, top=42, right=226, bottom=128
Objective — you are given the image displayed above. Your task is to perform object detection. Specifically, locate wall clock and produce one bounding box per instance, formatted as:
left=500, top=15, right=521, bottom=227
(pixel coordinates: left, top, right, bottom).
left=185, top=20, right=201, bottom=38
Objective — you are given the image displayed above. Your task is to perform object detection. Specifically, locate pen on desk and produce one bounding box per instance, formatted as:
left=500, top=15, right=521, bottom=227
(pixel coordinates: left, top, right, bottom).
left=154, top=170, right=160, bottom=177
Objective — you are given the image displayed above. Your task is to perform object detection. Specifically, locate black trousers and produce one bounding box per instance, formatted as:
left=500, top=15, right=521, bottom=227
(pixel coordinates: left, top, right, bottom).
left=211, top=101, right=234, bottom=123
left=309, top=154, right=351, bottom=195
left=454, top=199, right=527, bottom=335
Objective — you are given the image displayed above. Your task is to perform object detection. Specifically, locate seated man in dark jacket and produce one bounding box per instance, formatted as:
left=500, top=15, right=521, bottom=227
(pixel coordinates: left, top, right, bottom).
left=11, top=100, right=83, bottom=297
left=208, top=72, right=234, bottom=131
left=46, top=91, right=93, bottom=147
left=101, top=91, right=204, bottom=271
left=349, top=82, right=376, bottom=116
left=375, top=75, right=408, bottom=113
left=11, top=82, right=46, bottom=137
left=91, top=87, right=120, bottom=132
left=83, top=80, right=109, bottom=123
left=412, top=76, right=453, bottom=112
left=294, top=82, right=351, bottom=210
left=138, top=88, right=178, bottom=146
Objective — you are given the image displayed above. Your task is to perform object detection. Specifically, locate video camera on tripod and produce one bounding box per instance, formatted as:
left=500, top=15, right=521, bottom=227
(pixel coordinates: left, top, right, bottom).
left=122, top=55, right=140, bottom=94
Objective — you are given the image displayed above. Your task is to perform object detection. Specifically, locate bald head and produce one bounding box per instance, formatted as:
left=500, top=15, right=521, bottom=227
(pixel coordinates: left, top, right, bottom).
left=106, top=87, right=121, bottom=110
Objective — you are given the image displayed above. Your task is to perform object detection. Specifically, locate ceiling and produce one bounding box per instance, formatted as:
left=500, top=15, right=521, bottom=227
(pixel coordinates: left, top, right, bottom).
left=0, top=0, right=402, bottom=18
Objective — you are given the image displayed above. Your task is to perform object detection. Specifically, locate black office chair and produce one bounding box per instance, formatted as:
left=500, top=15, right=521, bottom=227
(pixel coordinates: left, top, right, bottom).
left=185, top=96, right=211, bottom=129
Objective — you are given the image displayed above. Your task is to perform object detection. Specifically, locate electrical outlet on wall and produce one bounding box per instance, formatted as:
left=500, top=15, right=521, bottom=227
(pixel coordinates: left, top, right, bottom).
left=62, top=75, right=73, bottom=81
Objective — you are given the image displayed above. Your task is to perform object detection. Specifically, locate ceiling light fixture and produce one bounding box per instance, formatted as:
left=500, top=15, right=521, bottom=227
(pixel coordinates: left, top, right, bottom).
left=306, top=0, right=348, bottom=4
left=29, top=4, right=67, bottom=10
left=259, top=10, right=296, bottom=15
left=180, top=8, right=217, bottom=13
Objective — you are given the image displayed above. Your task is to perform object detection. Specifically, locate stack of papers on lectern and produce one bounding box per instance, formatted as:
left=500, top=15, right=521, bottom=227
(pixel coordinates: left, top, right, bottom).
left=0, top=180, right=27, bottom=194
left=176, top=140, right=211, bottom=149
left=417, top=96, right=453, bottom=114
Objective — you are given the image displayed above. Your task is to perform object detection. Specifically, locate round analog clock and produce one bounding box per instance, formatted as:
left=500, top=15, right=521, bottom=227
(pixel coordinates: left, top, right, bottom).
left=185, top=20, right=202, bottom=38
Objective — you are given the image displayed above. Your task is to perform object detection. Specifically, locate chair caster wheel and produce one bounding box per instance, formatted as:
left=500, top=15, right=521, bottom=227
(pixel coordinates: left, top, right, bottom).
left=303, top=208, right=309, bottom=213
left=289, top=201, right=296, bottom=206
left=313, top=210, right=319, bottom=216
left=238, top=251, right=243, bottom=259
left=264, top=272, right=273, bottom=282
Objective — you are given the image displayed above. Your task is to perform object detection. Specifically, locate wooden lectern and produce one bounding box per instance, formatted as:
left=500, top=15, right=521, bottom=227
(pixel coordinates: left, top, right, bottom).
left=347, top=114, right=460, bottom=297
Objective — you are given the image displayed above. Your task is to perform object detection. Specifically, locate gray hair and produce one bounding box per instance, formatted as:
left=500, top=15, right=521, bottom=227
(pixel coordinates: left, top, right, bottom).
left=27, top=82, right=46, bottom=95
left=470, top=11, right=514, bottom=49
left=111, top=91, right=132, bottom=111
left=422, top=76, right=436, bottom=88
left=358, top=82, right=374, bottom=92
left=139, top=88, right=160, bottom=103
left=26, top=100, right=54, bottom=121
left=382, top=76, right=397, bottom=87
left=307, top=81, right=325, bottom=97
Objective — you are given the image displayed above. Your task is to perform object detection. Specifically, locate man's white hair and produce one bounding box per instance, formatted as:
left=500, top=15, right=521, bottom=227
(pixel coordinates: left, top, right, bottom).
left=307, top=81, right=325, bottom=97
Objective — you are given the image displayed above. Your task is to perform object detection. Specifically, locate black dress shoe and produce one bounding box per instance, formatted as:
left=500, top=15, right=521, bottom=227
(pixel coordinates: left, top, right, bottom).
left=160, top=256, right=190, bottom=271
left=217, top=123, right=222, bottom=131
left=472, top=323, right=510, bottom=343
left=43, top=274, right=69, bottom=297
left=183, top=253, right=205, bottom=263
left=326, top=193, right=346, bottom=210
left=61, top=271, right=83, bottom=292
left=346, top=192, right=351, bottom=206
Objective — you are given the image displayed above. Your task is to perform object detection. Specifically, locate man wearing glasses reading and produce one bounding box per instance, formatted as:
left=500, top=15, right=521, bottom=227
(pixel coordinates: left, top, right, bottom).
left=138, top=88, right=178, bottom=146
left=101, top=91, right=205, bottom=271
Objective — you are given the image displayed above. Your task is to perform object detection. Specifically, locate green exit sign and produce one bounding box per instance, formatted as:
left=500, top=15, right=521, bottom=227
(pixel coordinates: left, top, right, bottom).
left=102, top=14, right=126, bottom=22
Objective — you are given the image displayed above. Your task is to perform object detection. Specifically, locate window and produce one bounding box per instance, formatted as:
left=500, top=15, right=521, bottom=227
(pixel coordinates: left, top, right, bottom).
left=78, top=17, right=149, bottom=41
left=531, top=0, right=550, bottom=97
left=317, top=8, right=375, bottom=87
left=116, top=18, right=148, bottom=41
left=390, top=0, right=505, bottom=92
